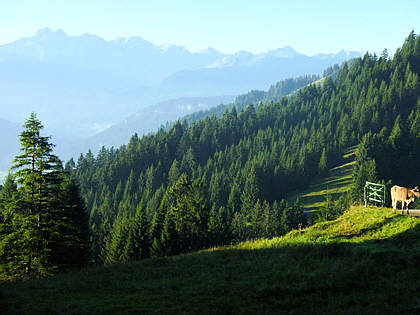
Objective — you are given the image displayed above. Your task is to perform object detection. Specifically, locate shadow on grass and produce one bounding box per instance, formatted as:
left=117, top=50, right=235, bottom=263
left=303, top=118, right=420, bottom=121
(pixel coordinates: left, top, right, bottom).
left=1, top=223, right=420, bottom=314
left=305, top=178, right=352, bottom=193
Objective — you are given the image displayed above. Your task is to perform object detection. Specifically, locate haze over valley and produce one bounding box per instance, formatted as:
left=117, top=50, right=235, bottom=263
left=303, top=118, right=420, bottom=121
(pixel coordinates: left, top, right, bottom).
left=0, top=28, right=361, bottom=172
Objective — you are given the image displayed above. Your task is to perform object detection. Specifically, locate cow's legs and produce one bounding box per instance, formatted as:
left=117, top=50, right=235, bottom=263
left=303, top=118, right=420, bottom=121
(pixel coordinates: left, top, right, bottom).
left=404, top=200, right=410, bottom=215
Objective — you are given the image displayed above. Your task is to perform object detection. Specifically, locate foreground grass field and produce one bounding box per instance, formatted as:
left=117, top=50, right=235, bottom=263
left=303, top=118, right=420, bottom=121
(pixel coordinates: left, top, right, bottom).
left=1, top=206, right=420, bottom=314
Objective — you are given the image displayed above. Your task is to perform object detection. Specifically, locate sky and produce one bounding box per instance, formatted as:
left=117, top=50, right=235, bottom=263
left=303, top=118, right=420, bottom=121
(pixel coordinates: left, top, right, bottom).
left=0, top=0, right=420, bottom=55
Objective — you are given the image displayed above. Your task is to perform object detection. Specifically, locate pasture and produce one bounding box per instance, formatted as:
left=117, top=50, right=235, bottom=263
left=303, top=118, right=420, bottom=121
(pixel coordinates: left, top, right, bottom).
left=288, top=146, right=356, bottom=212
left=1, top=206, right=420, bottom=314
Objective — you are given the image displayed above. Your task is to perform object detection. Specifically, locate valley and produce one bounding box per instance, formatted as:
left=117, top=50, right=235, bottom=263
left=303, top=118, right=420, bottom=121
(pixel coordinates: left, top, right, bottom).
left=0, top=28, right=360, bottom=173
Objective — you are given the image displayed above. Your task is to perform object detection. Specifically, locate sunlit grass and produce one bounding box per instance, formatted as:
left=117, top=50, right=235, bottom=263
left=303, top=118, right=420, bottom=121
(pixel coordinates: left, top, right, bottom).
left=2, top=206, right=420, bottom=314
left=289, top=146, right=356, bottom=212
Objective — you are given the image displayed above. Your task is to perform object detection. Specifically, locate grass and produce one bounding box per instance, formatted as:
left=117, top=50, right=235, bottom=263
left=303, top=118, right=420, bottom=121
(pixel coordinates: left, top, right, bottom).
left=309, top=76, right=326, bottom=87
left=288, top=146, right=356, bottom=213
left=1, top=206, right=420, bottom=314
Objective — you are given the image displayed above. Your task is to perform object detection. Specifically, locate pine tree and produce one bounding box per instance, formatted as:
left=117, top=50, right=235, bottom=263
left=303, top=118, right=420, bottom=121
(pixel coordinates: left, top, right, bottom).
left=58, top=176, right=91, bottom=269
left=168, top=160, right=180, bottom=186
left=280, top=199, right=306, bottom=234
left=160, top=209, right=178, bottom=256
left=123, top=202, right=149, bottom=261
left=105, top=218, right=128, bottom=265
left=167, top=174, right=208, bottom=253
left=240, top=168, right=260, bottom=216
left=318, top=148, right=328, bottom=176
left=207, top=205, right=228, bottom=246
left=231, top=211, right=248, bottom=242
left=0, top=114, right=91, bottom=279
left=149, top=197, right=167, bottom=244
left=250, top=200, right=263, bottom=239
left=7, top=113, right=64, bottom=278
left=318, top=191, right=334, bottom=222
left=0, top=175, right=18, bottom=279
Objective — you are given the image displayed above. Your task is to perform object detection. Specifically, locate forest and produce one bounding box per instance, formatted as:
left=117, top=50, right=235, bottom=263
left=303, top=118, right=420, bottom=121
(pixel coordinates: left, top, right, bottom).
left=0, top=32, right=419, bottom=279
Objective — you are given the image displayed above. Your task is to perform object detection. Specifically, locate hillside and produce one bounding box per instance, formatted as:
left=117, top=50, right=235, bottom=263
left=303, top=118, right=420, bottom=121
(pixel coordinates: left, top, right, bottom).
left=1, top=32, right=419, bottom=288
left=67, top=32, right=420, bottom=265
left=289, top=146, right=356, bottom=213
left=2, top=206, right=419, bottom=314
left=54, top=95, right=236, bottom=160
left=54, top=75, right=319, bottom=161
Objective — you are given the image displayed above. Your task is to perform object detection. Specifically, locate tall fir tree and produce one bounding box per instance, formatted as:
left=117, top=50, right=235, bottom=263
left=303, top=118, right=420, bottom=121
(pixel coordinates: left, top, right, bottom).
left=58, top=176, right=91, bottom=269
left=0, top=113, right=91, bottom=279
left=122, top=201, right=150, bottom=261
left=8, top=113, right=64, bottom=278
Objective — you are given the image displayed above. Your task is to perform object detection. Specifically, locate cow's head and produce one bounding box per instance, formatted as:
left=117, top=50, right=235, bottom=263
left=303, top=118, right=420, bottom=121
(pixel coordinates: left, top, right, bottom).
left=406, top=191, right=416, bottom=206
left=412, top=186, right=420, bottom=198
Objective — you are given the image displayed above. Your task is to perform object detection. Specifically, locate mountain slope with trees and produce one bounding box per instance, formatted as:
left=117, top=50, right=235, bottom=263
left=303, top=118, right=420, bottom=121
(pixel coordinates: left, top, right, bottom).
left=70, top=32, right=420, bottom=264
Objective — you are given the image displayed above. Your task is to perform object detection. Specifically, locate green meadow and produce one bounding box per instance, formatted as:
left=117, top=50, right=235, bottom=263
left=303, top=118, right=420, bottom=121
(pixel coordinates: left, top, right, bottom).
left=2, top=205, right=419, bottom=314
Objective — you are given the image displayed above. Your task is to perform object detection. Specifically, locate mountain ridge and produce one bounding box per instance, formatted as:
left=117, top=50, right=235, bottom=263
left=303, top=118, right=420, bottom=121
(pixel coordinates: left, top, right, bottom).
left=0, top=28, right=361, bottom=170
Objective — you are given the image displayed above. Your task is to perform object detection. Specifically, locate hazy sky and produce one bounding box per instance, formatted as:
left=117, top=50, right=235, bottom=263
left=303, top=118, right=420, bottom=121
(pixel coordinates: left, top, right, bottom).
left=1, top=0, right=419, bottom=55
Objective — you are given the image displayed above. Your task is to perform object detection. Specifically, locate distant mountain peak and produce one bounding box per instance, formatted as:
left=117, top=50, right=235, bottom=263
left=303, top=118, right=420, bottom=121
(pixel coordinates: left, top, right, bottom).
left=36, top=27, right=53, bottom=36
left=234, top=50, right=253, bottom=58
left=199, top=47, right=221, bottom=55
left=266, top=46, right=300, bottom=58
left=126, top=36, right=148, bottom=46
left=159, top=43, right=190, bottom=54
left=35, top=28, right=67, bottom=40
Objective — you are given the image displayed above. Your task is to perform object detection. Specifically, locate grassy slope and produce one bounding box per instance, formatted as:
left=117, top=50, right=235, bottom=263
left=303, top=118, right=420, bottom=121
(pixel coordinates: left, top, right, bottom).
left=1, top=206, right=420, bottom=314
left=288, top=146, right=356, bottom=213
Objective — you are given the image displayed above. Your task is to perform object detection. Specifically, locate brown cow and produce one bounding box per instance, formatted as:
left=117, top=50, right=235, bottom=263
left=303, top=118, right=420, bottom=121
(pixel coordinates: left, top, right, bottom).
left=391, top=185, right=420, bottom=214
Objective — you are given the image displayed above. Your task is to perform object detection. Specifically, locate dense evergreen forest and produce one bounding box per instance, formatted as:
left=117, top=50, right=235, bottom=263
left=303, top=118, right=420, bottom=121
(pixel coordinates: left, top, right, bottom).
left=67, top=32, right=420, bottom=264
left=1, top=33, right=419, bottom=276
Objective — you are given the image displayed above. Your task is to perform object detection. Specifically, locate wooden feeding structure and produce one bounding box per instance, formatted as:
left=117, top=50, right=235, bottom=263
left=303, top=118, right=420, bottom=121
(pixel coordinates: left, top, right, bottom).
left=364, top=181, right=386, bottom=207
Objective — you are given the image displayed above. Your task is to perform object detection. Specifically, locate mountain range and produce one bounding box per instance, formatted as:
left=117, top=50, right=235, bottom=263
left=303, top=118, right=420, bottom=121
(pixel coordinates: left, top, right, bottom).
left=0, top=28, right=361, bottom=173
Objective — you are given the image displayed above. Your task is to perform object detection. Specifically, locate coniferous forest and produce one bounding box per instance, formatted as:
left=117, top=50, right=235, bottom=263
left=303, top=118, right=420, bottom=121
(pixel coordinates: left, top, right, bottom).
left=1, top=33, right=420, bottom=278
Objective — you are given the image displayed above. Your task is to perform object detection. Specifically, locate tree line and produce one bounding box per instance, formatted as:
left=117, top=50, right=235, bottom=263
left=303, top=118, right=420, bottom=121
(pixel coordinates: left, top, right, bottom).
left=1, top=32, right=419, bottom=277
left=69, top=32, right=420, bottom=265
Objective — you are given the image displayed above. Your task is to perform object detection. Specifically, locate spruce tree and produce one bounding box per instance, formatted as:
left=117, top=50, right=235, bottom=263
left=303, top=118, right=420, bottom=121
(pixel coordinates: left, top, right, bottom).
left=207, top=205, right=228, bottom=247
left=1, top=113, right=90, bottom=279
left=167, top=174, right=208, bottom=253
left=240, top=168, right=260, bottom=216
left=123, top=201, right=149, bottom=261
left=59, top=176, right=91, bottom=269
left=160, top=209, right=178, bottom=256
left=105, top=218, right=128, bottom=264
left=149, top=197, right=167, bottom=246
left=318, top=148, right=328, bottom=176
left=8, top=113, right=64, bottom=278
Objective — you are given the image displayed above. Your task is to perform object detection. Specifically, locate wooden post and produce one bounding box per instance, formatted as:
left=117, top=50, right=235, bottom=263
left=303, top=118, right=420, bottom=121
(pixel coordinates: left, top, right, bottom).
left=364, top=185, right=367, bottom=207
